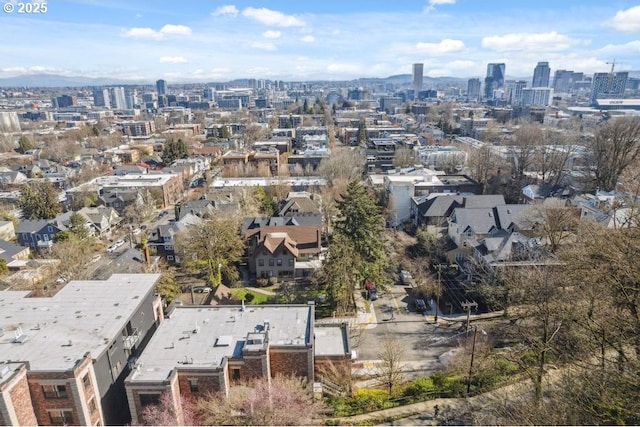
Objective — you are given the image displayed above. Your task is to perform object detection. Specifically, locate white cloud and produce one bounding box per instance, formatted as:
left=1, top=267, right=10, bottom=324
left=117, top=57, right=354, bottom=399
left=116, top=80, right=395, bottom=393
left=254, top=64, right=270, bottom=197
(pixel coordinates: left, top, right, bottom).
left=598, top=40, right=640, bottom=55
left=327, top=62, right=362, bottom=74
left=301, top=35, right=315, bottom=43
left=250, top=41, right=277, bottom=51
left=425, top=0, right=455, bottom=12
left=605, top=6, right=640, bottom=32
left=122, top=24, right=192, bottom=40
left=160, top=24, right=192, bottom=36
left=122, top=27, right=163, bottom=40
left=262, top=30, right=281, bottom=39
left=482, top=32, right=578, bottom=52
left=242, top=7, right=305, bottom=27
left=212, top=5, right=239, bottom=17
left=415, top=39, right=465, bottom=54
left=159, top=56, right=187, bottom=64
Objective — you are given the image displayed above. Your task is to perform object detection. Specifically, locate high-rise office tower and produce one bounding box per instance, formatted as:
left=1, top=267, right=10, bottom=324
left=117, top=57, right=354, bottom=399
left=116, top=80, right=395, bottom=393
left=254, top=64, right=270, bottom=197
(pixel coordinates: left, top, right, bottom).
left=92, top=89, right=110, bottom=107
left=591, top=71, right=628, bottom=104
left=484, top=63, right=505, bottom=99
left=522, top=87, right=554, bottom=106
left=504, top=80, right=527, bottom=106
left=467, top=78, right=481, bottom=101
left=156, top=79, right=167, bottom=96
left=532, top=61, right=551, bottom=87
left=412, top=63, right=424, bottom=97
left=109, top=87, right=127, bottom=110
left=553, top=69, right=575, bottom=93
left=125, top=88, right=137, bottom=109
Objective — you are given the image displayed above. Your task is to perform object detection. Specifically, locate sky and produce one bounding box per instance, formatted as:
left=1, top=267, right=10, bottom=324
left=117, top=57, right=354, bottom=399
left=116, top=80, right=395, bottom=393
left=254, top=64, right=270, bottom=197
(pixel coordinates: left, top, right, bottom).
left=2, top=0, right=640, bottom=82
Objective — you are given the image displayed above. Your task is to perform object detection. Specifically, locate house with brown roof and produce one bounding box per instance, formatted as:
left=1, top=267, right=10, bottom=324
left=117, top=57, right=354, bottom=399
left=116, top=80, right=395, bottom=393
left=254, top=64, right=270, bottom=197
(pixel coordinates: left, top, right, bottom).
left=245, top=225, right=322, bottom=281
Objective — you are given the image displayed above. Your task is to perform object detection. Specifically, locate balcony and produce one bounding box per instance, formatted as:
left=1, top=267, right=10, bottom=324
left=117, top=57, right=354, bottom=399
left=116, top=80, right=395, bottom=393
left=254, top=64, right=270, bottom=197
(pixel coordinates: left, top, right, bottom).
left=123, top=328, right=140, bottom=350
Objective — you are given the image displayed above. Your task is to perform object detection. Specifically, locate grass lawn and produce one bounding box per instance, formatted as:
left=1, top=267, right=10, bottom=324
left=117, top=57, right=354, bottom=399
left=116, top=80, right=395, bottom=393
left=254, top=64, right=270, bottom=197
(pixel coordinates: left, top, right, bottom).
left=229, top=288, right=270, bottom=305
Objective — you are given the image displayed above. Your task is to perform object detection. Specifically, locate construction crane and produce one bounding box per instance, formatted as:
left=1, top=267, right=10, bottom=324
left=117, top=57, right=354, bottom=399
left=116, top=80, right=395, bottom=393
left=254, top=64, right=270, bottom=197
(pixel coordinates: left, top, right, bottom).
left=606, top=59, right=616, bottom=89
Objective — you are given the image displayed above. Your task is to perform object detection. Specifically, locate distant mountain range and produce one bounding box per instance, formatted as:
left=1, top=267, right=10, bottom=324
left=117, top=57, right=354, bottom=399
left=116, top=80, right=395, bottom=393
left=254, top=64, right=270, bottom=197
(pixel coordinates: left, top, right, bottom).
left=2, top=71, right=640, bottom=89
left=0, top=74, right=152, bottom=88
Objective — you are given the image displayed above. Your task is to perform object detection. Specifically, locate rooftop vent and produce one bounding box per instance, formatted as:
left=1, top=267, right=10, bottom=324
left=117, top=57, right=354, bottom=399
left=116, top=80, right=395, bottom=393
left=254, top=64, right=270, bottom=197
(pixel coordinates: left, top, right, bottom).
left=215, top=335, right=233, bottom=347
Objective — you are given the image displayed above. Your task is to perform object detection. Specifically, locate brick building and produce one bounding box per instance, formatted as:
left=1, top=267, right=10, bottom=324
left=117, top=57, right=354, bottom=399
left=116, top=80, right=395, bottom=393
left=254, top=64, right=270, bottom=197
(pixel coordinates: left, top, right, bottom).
left=0, top=274, right=163, bottom=425
left=125, top=303, right=350, bottom=425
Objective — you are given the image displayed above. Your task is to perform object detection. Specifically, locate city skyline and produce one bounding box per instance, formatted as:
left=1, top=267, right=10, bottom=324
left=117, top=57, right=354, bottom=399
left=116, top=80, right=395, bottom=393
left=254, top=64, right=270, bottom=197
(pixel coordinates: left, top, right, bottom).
left=2, top=1, right=640, bottom=82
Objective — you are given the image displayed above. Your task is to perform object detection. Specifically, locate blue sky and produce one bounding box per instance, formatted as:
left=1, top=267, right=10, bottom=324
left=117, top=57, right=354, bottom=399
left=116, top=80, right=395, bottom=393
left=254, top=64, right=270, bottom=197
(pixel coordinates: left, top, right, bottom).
left=2, top=0, right=640, bottom=82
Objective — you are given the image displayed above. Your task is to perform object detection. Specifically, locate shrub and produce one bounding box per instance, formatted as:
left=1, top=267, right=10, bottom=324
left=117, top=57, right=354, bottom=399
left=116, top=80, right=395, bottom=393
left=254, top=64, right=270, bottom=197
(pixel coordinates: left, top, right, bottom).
left=351, top=389, right=391, bottom=413
left=402, top=377, right=435, bottom=399
left=256, top=278, right=268, bottom=287
left=268, top=276, right=278, bottom=286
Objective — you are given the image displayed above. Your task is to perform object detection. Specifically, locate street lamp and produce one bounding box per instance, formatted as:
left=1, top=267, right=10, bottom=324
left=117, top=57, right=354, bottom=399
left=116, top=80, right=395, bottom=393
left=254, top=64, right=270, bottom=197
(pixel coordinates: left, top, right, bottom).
left=466, top=325, right=487, bottom=395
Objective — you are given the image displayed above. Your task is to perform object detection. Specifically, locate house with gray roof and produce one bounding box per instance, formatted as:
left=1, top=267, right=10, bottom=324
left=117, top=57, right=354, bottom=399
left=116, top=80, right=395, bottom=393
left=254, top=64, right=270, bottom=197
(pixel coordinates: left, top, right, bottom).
left=148, top=213, right=202, bottom=263
left=15, top=218, right=66, bottom=250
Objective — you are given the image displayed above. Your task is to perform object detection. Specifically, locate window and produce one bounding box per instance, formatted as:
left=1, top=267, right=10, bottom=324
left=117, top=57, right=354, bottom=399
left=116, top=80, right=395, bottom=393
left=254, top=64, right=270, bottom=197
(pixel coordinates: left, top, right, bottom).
left=167, top=255, right=174, bottom=261
left=82, top=373, right=91, bottom=390
left=48, top=226, right=54, bottom=232
left=139, top=393, right=161, bottom=408
left=88, top=398, right=97, bottom=413
left=188, top=379, right=199, bottom=393
left=288, top=259, right=294, bottom=266
left=268, top=259, right=274, bottom=266
left=276, top=258, right=282, bottom=266
left=258, top=259, right=264, bottom=267
left=164, top=245, right=173, bottom=250
left=232, top=369, right=240, bottom=380
left=49, top=410, right=73, bottom=425
left=42, top=384, right=68, bottom=399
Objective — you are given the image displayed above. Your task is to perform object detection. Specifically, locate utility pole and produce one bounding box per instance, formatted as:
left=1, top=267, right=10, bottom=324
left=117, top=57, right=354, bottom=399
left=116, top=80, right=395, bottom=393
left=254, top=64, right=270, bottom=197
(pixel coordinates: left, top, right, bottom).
left=435, top=265, right=443, bottom=323
left=467, top=325, right=478, bottom=395
left=461, top=301, right=478, bottom=333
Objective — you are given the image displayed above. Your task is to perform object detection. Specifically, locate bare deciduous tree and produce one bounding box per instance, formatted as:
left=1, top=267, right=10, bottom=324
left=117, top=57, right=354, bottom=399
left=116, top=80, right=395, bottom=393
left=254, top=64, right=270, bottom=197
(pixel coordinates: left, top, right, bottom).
left=587, top=116, right=640, bottom=191
left=377, top=334, right=407, bottom=393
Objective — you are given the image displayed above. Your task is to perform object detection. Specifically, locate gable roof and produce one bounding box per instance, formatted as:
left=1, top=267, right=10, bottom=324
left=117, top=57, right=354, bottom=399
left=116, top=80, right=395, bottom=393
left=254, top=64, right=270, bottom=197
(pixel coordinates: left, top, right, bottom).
left=451, top=207, right=499, bottom=235
left=261, top=232, right=299, bottom=257
left=0, top=239, right=29, bottom=263
left=279, top=196, right=321, bottom=216
left=16, top=219, right=65, bottom=234
left=241, top=214, right=322, bottom=235
left=246, top=225, right=321, bottom=255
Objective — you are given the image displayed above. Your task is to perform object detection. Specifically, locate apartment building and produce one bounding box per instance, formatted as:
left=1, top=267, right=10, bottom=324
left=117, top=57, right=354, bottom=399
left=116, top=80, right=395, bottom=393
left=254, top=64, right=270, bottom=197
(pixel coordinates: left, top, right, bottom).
left=125, top=303, right=350, bottom=425
left=0, top=274, right=163, bottom=426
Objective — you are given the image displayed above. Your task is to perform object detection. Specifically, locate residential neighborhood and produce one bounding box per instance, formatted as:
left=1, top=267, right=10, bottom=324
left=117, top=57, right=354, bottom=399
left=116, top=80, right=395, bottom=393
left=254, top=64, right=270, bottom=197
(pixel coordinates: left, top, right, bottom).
left=1, top=2, right=640, bottom=425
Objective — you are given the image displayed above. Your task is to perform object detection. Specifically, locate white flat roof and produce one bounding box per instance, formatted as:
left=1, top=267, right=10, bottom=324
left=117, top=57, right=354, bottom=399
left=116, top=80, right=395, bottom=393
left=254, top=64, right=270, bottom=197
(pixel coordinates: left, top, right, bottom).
left=127, top=305, right=312, bottom=383
left=0, top=274, right=159, bottom=371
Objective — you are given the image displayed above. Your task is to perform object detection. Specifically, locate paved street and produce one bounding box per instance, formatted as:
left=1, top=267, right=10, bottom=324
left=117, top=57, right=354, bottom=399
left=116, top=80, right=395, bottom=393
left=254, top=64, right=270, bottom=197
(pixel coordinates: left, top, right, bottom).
left=317, top=284, right=470, bottom=385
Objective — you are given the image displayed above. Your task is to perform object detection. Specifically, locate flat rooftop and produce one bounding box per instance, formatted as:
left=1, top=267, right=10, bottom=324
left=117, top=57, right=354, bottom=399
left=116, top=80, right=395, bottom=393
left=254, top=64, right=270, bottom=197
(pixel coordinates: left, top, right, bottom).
left=0, top=274, right=159, bottom=371
left=212, top=177, right=327, bottom=188
left=127, top=304, right=312, bottom=383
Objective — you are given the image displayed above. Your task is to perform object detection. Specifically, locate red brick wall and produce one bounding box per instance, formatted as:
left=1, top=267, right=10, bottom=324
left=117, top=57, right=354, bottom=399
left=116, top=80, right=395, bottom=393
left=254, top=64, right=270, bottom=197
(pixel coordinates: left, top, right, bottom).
left=241, top=353, right=270, bottom=380
left=27, top=373, right=78, bottom=426
left=177, top=371, right=224, bottom=398
left=269, top=347, right=312, bottom=379
left=8, top=369, right=38, bottom=426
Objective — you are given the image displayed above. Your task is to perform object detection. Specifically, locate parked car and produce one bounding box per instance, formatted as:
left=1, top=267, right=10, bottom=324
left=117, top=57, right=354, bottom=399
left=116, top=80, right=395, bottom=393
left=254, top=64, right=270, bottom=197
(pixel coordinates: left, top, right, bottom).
left=415, top=299, right=428, bottom=314
left=367, top=287, right=378, bottom=301
left=193, top=286, right=212, bottom=294
left=400, top=270, right=414, bottom=286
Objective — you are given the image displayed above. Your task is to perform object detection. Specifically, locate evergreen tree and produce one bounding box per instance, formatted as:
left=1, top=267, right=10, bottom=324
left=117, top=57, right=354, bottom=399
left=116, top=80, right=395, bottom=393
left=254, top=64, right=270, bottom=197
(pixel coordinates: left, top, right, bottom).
left=17, top=135, right=34, bottom=153
left=69, top=212, right=90, bottom=239
left=18, top=181, right=61, bottom=219
left=161, top=139, right=189, bottom=165
left=334, top=180, right=386, bottom=286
